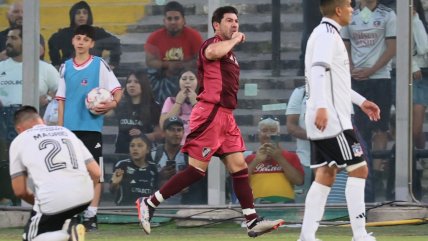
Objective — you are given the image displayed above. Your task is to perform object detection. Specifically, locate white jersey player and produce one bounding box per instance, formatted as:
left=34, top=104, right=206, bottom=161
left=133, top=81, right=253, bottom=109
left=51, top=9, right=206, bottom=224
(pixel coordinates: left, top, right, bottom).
left=299, top=1, right=380, bottom=241
left=9, top=106, right=100, bottom=241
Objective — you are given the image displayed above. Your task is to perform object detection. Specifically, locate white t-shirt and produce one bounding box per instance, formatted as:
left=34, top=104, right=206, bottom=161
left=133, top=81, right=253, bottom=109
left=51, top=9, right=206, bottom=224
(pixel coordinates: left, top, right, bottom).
left=0, top=58, right=59, bottom=106
left=9, top=125, right=94, bottom=214
left=305, top=18, right=363, bottom=140
left=341, top=4, right=396, bottom=79
left=285, top=86, right=310, bottom=167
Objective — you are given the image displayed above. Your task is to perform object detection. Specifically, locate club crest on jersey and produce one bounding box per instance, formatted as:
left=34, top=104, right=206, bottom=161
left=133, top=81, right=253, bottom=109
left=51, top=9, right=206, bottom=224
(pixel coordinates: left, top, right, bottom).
left=81, top=78, right=88, bottom=86
left=351, top=143, right=363, bottom=157
left=202, top=147, right=211, bottom=158
left=373, top=20, right=381, bottom=27
left=127, top=166, right=135, bottom=174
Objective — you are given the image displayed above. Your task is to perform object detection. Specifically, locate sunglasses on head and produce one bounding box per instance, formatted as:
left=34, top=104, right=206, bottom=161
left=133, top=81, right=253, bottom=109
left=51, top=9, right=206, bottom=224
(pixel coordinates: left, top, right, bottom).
left=260, top=115, right=279, bottom=121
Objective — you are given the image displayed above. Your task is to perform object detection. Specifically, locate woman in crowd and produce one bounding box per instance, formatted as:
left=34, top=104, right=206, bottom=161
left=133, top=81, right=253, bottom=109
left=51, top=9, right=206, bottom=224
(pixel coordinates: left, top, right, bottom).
left=114, top=69, right=162, bottom=153
left=159, top=70, right=197, bottom=144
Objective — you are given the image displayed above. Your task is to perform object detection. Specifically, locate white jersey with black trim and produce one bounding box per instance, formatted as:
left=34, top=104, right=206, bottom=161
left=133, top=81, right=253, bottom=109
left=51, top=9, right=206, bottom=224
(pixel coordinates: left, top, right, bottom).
left=305, top=17, right=353, bottom=140
left=341, top=4, right=396, bottom=79
left=9, top=125, right=94, bottom=214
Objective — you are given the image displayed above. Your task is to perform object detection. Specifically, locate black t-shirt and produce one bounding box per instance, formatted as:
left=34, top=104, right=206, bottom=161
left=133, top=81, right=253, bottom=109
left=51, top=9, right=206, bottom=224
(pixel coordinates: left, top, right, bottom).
left=114, top=101, right=160, bottom=153
left=112, top=159, right=158, bottom=206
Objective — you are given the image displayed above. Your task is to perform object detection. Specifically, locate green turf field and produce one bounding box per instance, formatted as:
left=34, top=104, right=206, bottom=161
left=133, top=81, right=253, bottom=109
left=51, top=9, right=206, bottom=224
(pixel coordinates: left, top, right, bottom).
left=0, top=222, right=427, bottom=241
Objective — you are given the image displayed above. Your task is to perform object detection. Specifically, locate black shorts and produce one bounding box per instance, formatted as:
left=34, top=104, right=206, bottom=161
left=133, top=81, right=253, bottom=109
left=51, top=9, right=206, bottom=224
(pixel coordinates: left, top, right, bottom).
left=23, top=203, right=89, bottom=241
left=73, top=131, right=102, bottom=163
left=352, top=78, right=391, bottom=132
left=310, top=130, right=366, bottom=168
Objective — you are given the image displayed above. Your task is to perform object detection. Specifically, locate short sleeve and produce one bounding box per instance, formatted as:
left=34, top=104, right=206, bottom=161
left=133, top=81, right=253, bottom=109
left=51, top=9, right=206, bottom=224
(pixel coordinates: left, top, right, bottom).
left=9, top=138, right=26, bottom=178
left=99, top=59, right=121, bottom=94
left=311, top=32, right=336, bottom=68
left=161, top=97, right=174, bottom=114
left=385, top=11, right=396, bottom=38
left=55, top=64, right=66, bottom=100
left=285, top=88, right=304, bottom=115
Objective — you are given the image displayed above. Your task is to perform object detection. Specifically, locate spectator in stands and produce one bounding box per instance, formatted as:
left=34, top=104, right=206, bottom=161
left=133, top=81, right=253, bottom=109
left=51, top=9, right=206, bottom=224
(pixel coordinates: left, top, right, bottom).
left=110, top=134, right=158, bottom=206
left=411, top=0, right=428, bottom=153
left=114, top=69, right=162, bottom=153
left=0, top=25, right=59, bottom=157
left=159, top=70, right=197, bottom=144
left=0, top=1, right=22, bottom=60
left=246, top=116, right=304, bottom=203
left=55, top=24, right=122, bottom=232
left=151, top=116, right=207, bottom=204
left=48, top=0, right=121, bottom=69
left=342, top=0, right=396, bottom=198
left=145, top=1, right=203, bottom=104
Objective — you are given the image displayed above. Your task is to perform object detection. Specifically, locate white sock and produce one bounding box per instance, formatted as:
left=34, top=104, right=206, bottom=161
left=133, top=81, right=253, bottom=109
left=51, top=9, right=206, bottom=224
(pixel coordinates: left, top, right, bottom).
left=346, top=177, right=368, bottom=240
left=300, top=182, right=331, bottom=241
left=32, top=230, right=68, bottom=241
left=84, top=206, right=98, bottom=218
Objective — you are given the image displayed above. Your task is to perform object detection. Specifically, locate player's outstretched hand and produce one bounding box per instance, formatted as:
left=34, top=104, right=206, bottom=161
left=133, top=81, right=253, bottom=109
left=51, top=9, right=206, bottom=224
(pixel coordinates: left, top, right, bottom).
left=361, top=100, right=380, bottom=121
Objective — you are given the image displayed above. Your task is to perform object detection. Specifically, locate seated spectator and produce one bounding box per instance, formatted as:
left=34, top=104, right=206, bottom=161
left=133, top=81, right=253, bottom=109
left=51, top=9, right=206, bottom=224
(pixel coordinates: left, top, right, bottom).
left=114, top=69, right=162, bottom=153
left=151, top=116, right=207, bottom=204
left=159, top=70, right=197, bottom=144
left=48, top=1, right=121, bottom=69
left=145, top=1, right=203, bottom=104
left=246, top=116, right=304, bottom=203
left=110, top=135, right=158, bottom=206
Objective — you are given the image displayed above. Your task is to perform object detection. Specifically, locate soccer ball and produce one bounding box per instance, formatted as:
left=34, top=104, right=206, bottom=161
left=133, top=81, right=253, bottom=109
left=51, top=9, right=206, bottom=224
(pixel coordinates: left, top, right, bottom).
left=85, top=87, right=113, bottom=115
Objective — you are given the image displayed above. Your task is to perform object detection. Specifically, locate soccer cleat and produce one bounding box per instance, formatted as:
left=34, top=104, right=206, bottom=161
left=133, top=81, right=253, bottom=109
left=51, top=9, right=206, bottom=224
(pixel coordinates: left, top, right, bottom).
left=136, top=197, right=154, bottom=234
left=64, top=219, right=86, bottom=241
left=82, top=215, right=98, bottom=232
left=246, top=217, right=285, bottom=237
left=351, top=233, right=376, bottom=241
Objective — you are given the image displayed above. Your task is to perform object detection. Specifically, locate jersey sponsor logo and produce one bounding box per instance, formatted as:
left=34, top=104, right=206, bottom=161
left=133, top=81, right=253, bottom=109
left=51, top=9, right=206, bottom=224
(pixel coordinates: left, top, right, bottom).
left=0, top=80, right=22, bottom=85
left=0, top=71, right=6, bottom=76
left=351, top=143, right=363, bottom=157
left=94, top=142, right=101, bottom=149
left=202, top=147, right=211, bottom=158
left=253, top=162, right=283, bottom=174
left=130, top=179, right=136, bottom=184
left=126, top=166, right=135, bottom=174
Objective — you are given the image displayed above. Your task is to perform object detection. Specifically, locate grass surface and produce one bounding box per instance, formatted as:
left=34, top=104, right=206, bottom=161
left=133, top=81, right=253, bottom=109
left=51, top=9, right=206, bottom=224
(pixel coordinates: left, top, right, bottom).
left=0, top=222, right=427, bottom=241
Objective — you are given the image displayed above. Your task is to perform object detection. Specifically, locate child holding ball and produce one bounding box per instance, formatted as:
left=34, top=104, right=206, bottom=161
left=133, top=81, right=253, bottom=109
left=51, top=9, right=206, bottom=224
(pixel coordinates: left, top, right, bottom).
left=55, top=24, right=122, bottom=231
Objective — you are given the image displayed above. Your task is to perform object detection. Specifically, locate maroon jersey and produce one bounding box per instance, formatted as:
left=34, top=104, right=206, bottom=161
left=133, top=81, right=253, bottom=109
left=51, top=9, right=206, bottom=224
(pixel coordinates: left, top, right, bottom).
left=197, top=36, right=240, bottom=109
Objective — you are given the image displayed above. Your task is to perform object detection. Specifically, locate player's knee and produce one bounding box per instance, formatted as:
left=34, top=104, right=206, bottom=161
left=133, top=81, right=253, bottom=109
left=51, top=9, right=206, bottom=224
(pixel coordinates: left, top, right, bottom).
left=347, top=161, right=368, bottom=178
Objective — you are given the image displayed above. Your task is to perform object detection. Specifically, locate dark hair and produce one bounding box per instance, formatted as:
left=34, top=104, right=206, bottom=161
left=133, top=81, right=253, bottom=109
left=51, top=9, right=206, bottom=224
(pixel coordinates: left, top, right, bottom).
left=130, top=134, right=153, bottom=162
left=69, top=1, right=93, bottom=28
left=8, top=25, right=22, bottom=38
left=414, top=0, right=428, bottom=33
left=14, top=105, right=39, bottom=126
left=122, top=69, right=160, bottom=124
left=73, top=24, right=95, bottom=40
left=164, top=1, right=185, bottom=17
left=211, top=6, right=238, bottom=31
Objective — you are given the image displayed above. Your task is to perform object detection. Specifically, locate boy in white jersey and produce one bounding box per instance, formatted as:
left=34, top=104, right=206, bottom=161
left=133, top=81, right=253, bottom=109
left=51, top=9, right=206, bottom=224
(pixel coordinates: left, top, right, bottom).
left=299, top=1, right=380, bottom=241
left=9, top=106, right=100, bottom=241
left=55, top=24, right=122, bottom=231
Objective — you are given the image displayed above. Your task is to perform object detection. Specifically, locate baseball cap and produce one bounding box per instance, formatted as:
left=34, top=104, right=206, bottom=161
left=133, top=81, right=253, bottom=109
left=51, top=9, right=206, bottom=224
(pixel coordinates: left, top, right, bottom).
left=163, top=116, right=184, bottom=130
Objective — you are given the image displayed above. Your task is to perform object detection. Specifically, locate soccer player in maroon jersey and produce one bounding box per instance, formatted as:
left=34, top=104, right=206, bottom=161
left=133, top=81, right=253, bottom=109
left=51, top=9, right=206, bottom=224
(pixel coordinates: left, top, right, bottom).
left=136, top=6, right=284, bottom=237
